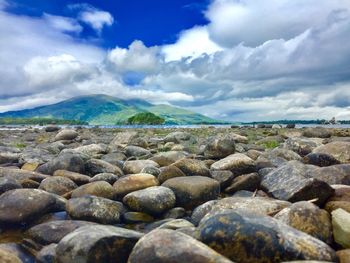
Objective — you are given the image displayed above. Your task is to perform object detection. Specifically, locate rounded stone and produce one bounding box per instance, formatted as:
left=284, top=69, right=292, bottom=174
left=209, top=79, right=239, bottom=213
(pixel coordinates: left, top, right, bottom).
left=0, top=177, right=22, bottom=195
left=162, top=176, right=220, bottom=210
left=53, top=170, right=90, bottom=185
left=89, top=173, right=119, bottom=184
left=203, top=136, right=236, bottom=159
left=123, top=186, right=176, bottom=216
left=71, top=181, right=116, bottom=200
left=172, top=158, right=210, bottom=177
left=158, top=165, right=186, bottom=184
left=39, top=176, right=78, bottom=196
left=54, top=129, right=78, bottom=141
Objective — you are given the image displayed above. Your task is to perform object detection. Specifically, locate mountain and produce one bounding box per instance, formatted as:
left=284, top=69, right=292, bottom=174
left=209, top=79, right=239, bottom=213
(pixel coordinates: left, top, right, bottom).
left=0, top=94, right=224, bottom=125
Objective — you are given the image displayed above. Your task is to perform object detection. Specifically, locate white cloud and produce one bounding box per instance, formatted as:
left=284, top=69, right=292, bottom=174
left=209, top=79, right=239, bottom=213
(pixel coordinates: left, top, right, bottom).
left=205, top=0, right=350, bottom=47
left=43, top=13, right=82, bottom=33
left=69, top=3, right=114, bottom=33
left=162, top=26, right=223, bottom=62
left=107, top=40, right=160, bottom=73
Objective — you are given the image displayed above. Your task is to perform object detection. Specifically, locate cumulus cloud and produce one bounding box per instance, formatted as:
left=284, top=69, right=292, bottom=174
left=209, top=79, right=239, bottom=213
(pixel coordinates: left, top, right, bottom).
left=1, top=0, right=350, bottom=121
left=69, top=3, right=114, bottom=33
left=43, top=14, right=83, bottom=33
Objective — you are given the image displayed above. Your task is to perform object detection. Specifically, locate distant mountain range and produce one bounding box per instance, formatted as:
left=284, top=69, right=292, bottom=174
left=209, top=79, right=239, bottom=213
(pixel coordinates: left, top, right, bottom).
left=0, top=94, right=224, bottom=125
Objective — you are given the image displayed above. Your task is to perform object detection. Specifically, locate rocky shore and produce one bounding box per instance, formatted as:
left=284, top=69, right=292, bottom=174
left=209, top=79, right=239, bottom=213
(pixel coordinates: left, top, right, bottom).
left=1, top=125, right=350, bottom=262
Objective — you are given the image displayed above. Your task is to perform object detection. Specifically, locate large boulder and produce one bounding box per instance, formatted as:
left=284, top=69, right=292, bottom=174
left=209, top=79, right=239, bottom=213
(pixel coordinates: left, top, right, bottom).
left=260, top=161, right=334, bottom=205
left=54, top=129, right=78, bottom=141
left=203, top=135, right=235, bottom=159
left=0, top=189, right=65, bottom=225
left=123, top=186, right=176, bottom=216
left=162, top=176, right=220, bottom=210
left=71, top=181, right=116, bottom=200
left=128, top=229, right=233, bottom=263
left=113, top=173, right=159, bottom=197
left=66, top=196, right=125, bottom=224
left=211, top=153, right=256, bottom=175
left=172, top=158, right=210, bottom=177
left=274, top=201, right=332, bottom=244
left=313, top=141, right=350, bottom=163
left=39, top=176, right=77, bottom=196
left=198, top=210, right=337, bottom=263
left=37, top=153, right=85, bottom=175
left=55, top=225, right=143, bottom=263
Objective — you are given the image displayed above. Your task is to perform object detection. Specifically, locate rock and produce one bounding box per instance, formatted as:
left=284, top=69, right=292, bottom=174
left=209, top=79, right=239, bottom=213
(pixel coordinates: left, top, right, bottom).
left=164, top=131, right=196, bottom=144
left=191, top=200, right=219, bottom=225
left=89, top=173, right=119, bottom=184
left=272, top=124, right=282, bottom=129
left=53, top=170, right=90, bottom=185
left=101, top=152, right=127, bottom=165
left=140, top=166, right=160, bottom=177
left=258, top=148, right=303, bottom=167
left=163, top=207, right=186, bottom=219
left=125, top=145, right=151, bottom=158
left=54, top=129, right=78, bottom=141
left=0, top=248, right=22, bottom=263
left=151, top=151, right=188, bottom=166
left=313, top=141, right=350, bottom=163
left=274, top=201, right=332, bottom=244
left=0, top=152, right=19, bottom=165
left=123, top=212, right=154, bottom=223
left=283, top=137, right=323, bottom=156
left=128, top=229, right=233, bottom=263
left=203, top=136, right=235, bottom=159
left=0, top=189, right=65, bottom=225
left=109, top=131, right=138, bottom=149
left=310, top=164, right=350, bottom=185
left=123, top=160, right=160, bottom=174
left=211, top=153, right=256, bottom=175
left=209, top=170, right=235, bottom=188
left=260, top=161, right=334, bottom=205
left=55, top=225, right=143, bottom=263
left=198, top=210, right=337, bottom=263
left=224, top=173, right=260, bottom=194
left=67, top=196, right=124, bottom=224
left=196, top=197, right=291, bottom=225
left=36, top=244, right=56, bottom=263
left=123, top=186, right=176, bottom=216
left=0, top=167, right=48, bottom=182
left=286, top=124, right=296, bottom=128
left=325, top=201, right=350, bottom=213
left=37, top=153, right=85, bottom=175
left=39, top=176, right=77, bottom=196
left=0, top=177, right=22, bottom=195
left=336, top=249, right=350, bottom=263
left=156, top=219, right=194, bottom=230
left=303, top=127, right=331, bottom=138
left=332, top=208, right=350, bottom=248
left=26, top=220, right=95, bottom=245
left=85, top=158, right=123, bottom=176
left=0, top=243, right=34, bottom=263
left=72, top=144, right=108, bottom=158
left=113, top=173, right=159, bottom=197
left=21, top=162, right=40, bottom=171
left=45, top=125, right=60, bottom=132
left=303, top=153, right=340, bottom=167
left=162, top=176, right=220, bottom=210
left=172, top=158, right=210, bottom=177
left=158, top=165, right=186, bottom=184
left=71, top=181, right=116, bottom=199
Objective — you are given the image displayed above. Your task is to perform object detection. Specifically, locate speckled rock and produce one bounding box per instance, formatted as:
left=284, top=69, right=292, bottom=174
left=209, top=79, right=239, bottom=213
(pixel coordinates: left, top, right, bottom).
left=0, top=189, right=65, bottom=225
left=71, top=181, right=116, bottom=200
left=332, top=208, right=350, bottom=248
left=53, top=170, right=91, bottom=185
left=66, top=196, right=125, bottom=224
left=274, top=201, right=332, bottom=244
left=158, top=165, right=186, bottom=183
left=123, top=160, right=160, bottom=174
left=89, top=172, right=119, bottom=184
left=151, top=151, right=188, bottom=166
left=0, top=167, right=48, bottom=182
left=123, top=186, right=175, bottom=216
left=37, top=153, right=85, bottom=175
left=162, top=176, right=220, bottom=210
left=56, top=225, right=143, bottom=263
left=113, top=173, right=159, bottom=197
left=125, top=145, right=151, bottom=158
left=198, top=210, right=337, bottom=263
left=283, top=137, right=323, bottom=156
left=203, top=136, right=235, bottom=159
left=310, top=164, right=350, bottom=185
left=0, top=177, right=22, bottom=195
left=128, top=229, right=233, bottom=263
left=303, top=153, right=340, bottom=167
left=313, top=141, right=350, bottom=163
left=302, top=127, right=331, bottom=138
left=36, top=244, right=57, bottom=263
left=85, top=158, right=123, bottom=176
left=260, top=161, right=334, bottom=205
left=224, top=173, right=260, bottom=194
left=172, top=158, right=210, bottom=177
left=39, top=176, right=78, bottom=196
left=211, top=153, right=256, bottom=175
left=54, top=129, right=78, bottom=141
left=26, top=220, right=95, bottom=245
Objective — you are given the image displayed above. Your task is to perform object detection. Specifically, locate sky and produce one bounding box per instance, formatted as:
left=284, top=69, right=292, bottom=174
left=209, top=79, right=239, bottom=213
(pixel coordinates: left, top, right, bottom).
left=0, top=0, right=350, bottom=121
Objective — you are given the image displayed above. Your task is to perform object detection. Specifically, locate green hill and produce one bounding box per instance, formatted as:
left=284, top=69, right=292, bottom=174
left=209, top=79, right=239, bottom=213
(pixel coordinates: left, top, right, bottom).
left=0, top=94, right=224, bottom=125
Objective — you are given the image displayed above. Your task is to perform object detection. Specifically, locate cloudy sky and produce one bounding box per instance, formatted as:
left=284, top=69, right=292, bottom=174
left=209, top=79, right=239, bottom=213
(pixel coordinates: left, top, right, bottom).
left=0, top=0, right=350, bottom=121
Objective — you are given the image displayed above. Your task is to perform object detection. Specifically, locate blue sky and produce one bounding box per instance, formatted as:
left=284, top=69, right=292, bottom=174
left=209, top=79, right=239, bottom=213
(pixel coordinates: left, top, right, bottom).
left=0, top=0, right=350, bottom=121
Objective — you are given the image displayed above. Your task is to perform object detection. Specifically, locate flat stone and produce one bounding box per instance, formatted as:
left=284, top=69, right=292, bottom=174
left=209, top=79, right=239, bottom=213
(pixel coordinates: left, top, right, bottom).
left=113, top=173, right=159, bottom=197
left=224, top=173, right=260, bottom=194
left=71, top=181, right=116, bottom=200
left=53, top=170, right=90, bottom=185
left=123, top=160, right=160, bottom=174
left=211, top=153, right=256, bottom=175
